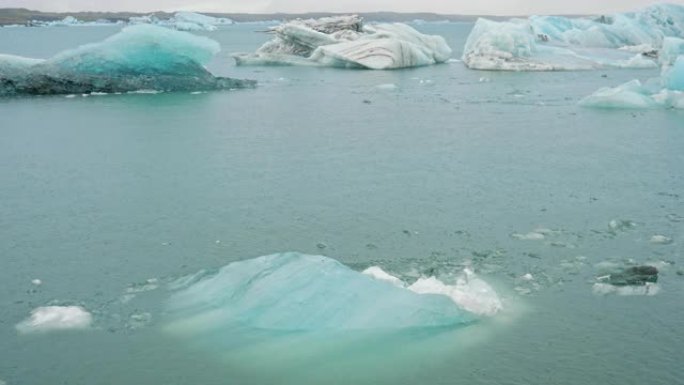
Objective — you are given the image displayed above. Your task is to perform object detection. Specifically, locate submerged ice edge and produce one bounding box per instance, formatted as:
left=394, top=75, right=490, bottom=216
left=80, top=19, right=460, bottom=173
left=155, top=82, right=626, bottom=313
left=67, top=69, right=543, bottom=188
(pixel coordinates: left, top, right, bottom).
left=0, top=25, right=256, bottom=96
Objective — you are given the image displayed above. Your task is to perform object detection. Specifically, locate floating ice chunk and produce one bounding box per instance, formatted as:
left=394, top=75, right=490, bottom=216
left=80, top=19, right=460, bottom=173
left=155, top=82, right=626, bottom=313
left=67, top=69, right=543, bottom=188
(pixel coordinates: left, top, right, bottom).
left=580, top=68, right=684, bottom=109
left=521, top=273, right=534, bottom=281
left=16, top=306, right=92, bottom=334
left=233, top=15, right=451, bottom=70
left=362, top=266, right=406, bottom=287
left=0, top=25, right=255, bottom=96
left=166, top=253, right=474, bottom=333
left=462, top=4, right=684, bottom=71
left=579, top=80, right=659, bottom=109
left=650, top=235, right=673, bottom=244
left=31, top=279, right=42, bottom=286
left=408, top=269, right=503, bottom=317
left=593, top=283, right=660, bottom=296
left=512, top=232, right=546, bottom=240
left=375, top=83, right=398, bottom=90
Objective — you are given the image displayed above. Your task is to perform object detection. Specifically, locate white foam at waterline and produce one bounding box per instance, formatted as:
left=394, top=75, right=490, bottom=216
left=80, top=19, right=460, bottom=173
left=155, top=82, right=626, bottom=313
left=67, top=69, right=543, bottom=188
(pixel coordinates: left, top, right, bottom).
left=408, top=270, right=503, bottom=317
left=593, top=283, right=660, bottom=296
left=16, top=306, right=92, bottom=334
left=362, top=266, right=406, bottom=287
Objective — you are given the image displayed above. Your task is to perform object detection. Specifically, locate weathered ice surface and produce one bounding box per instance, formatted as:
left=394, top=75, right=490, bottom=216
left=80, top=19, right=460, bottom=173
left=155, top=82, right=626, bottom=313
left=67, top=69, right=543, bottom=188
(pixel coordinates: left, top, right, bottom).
left=0, top=25, right=255, bottom=96
left=463, top=4, right=684, bottom=71
left=233, top=15, right=451, bottom=70
left=166, top=253, right=475, bottom=333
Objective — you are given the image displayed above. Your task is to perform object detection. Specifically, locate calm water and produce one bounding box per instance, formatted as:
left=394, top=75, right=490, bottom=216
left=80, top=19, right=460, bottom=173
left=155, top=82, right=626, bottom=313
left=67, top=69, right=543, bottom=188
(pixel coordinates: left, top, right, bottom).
left=1, top=23, right=683, bottom=385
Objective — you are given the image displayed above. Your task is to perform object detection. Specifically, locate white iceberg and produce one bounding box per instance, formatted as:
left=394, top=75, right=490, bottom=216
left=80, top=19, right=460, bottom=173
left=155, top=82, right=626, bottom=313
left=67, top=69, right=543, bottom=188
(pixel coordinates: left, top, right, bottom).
left=463, top=4, right=684, bottom=71
left=166, top=253, right=477, bottom=333
left=0, top=25, right=255, bottom=95
left=16, top=306, right=93, bottom=334
left=233, top=15, right=451, bottom=70
left=129, top=12, right=232, bottom=32
left=30, top=16, right=118, bottom=27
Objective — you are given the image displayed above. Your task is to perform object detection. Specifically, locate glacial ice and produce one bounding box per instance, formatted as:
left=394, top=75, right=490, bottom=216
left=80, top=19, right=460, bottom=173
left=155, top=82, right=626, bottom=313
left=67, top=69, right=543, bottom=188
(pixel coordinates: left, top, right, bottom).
left=579, top=56, right=684, bottom=109
left=166, top=253, right=477, bottom=333
left=463, top=4, right=684, bottom=71
left=363, top=266, right=503, bottom=317
left=16, top=306, right=93, bottom=334
left=0, top=25, right=255, bottom=95
left=129, top=12, right=233, bottom=31
left=233, top=15, right=452, bottom=70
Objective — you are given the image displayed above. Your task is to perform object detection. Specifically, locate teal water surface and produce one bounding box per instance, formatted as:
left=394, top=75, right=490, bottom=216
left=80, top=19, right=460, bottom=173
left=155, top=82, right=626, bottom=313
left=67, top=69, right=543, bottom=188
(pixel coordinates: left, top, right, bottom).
left=0, top=23, right=683, bottom=385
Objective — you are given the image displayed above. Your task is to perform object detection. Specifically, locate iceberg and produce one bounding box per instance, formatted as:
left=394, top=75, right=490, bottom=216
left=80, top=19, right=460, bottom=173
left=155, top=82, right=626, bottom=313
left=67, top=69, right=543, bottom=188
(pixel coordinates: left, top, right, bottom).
left=166, top=253, right=476, bottom=333
left=129, top=12, right=233, bottom=31
left=580, top=54, right=684, bottom=109
left=463, top=4, right=684, bottom=71
left=233, top=15, right=452, bottom=70
left=0, top=25, right=255, bottom=96
left=16, top=306, right=92, bottom=334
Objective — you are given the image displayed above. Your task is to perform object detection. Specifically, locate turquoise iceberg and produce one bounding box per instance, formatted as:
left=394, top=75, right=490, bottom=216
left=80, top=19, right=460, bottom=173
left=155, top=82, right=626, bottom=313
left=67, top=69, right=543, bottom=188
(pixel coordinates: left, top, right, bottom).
left=0, top=25, right=255, bottom=95
left=166, top=253, right=474, bottom=333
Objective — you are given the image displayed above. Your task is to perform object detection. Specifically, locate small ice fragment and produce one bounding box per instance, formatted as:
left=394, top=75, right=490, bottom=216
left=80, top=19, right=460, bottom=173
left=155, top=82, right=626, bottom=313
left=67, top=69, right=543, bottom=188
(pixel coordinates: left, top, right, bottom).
left=592, top=283, right=660, bottom=296
left=608, top=219, right=635, bottom=231
left=375, top=83, right=398, bottom=90
left=521, top=273, right=534, bottom=281
left=16, top=306, right=92, bottom=334
left=479, top=77, right=490, bottom=83
left=362, top=266, right=405, bottom=287
left=31, top=279, right=42, bottom=286
left=215, top=240, right=221, bottom=244
left=65, top=94, right=76, bottom=98
left=127, top=312, right=152, bottom=330
left=512, top=232, right=545, bottom=240
left=650, top=235, right=673, bottom=245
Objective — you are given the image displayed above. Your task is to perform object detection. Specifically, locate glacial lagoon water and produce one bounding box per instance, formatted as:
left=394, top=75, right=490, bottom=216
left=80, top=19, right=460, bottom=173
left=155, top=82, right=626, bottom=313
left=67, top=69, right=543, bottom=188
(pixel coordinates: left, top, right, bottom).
left=1, top=23, right=683, bottom=385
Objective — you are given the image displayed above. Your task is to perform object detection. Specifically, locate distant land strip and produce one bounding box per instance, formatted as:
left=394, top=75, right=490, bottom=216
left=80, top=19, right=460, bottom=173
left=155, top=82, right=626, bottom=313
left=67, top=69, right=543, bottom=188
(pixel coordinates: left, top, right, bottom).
left=0, top=8, right=589, bottom=26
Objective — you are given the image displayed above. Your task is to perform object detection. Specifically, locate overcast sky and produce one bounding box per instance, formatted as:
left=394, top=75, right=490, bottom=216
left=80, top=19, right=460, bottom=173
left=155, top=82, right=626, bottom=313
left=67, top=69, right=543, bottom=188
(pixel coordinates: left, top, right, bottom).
left=1, top=0, right=683, bottom=15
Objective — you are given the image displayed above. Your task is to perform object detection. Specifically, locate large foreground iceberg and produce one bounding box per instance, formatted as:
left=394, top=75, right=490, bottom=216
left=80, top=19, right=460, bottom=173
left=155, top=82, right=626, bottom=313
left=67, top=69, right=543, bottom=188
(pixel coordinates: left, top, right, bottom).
left=0, top=25, right=255, bottom=95
left=233, top=15, right=452, bottom=70
left=463, top=4, right=684, bottom=71
left=166, top=253, right=476, bottom=333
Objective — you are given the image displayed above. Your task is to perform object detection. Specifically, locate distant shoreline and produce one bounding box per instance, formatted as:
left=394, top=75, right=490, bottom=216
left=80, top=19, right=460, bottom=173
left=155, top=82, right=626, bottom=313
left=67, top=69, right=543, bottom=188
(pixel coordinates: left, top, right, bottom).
left=0, top=8, right=588, bottom=26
